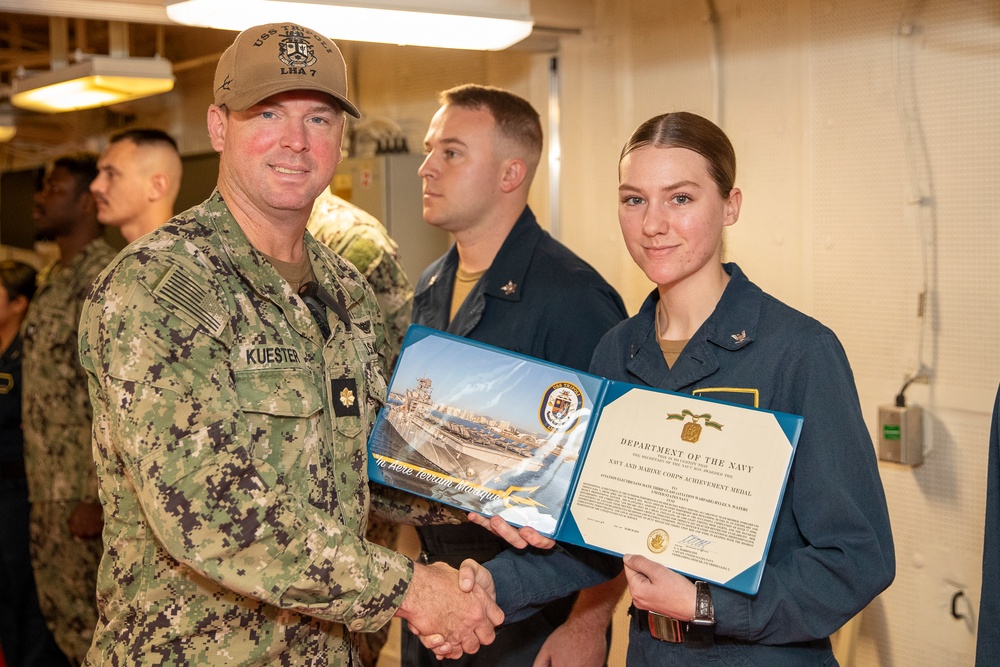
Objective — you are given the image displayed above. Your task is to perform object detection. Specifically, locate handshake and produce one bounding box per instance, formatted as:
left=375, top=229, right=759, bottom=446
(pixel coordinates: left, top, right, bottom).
left=394, top=558, right=503, bottom=660
left=394, top=513, right=556, bottom=660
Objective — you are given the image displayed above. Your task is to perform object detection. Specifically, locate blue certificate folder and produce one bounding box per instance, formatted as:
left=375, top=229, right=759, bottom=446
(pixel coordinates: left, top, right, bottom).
left=367, top=325, right=803, bottom=594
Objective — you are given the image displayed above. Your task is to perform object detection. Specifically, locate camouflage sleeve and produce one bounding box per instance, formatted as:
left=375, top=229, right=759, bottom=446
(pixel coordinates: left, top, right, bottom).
left=338, top=232, right=413, bottom=367
left=369, top=485, right=465, bottom=526
left=74, top=293, right=101, bottom=504
left=79, top=244, right=120, bottom=504
left=81, top=251, right=411, bottom=629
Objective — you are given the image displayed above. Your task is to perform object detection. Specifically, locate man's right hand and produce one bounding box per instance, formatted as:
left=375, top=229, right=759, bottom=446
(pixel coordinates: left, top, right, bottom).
left=416, top=558, right=502, bottom=660
left=395, top=560, right=504, bottom=659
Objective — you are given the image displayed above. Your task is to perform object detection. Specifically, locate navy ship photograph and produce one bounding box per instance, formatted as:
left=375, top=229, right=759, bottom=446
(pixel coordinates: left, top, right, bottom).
left=382, top=375, right=548, bottom=486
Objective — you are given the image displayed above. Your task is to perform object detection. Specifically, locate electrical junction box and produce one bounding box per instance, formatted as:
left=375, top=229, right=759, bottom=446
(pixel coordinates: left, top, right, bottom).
left=878, top=405, right=924, bottom=465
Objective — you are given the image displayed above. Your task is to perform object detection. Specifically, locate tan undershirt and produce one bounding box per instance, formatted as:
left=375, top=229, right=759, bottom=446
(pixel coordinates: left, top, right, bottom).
left=450, top=266, right=485, bottom=322
left=655, top=303, right=690, bottom=369
left=263, top=252, right=315, bottom=294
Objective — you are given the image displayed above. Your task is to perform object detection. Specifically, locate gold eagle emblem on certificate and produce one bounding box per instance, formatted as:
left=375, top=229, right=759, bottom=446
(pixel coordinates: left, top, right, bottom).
left=666, top=409, right=723, bottom=443
left=647, top=529, right=670, bottom=554
left=339, top=387, right=356, bottom=408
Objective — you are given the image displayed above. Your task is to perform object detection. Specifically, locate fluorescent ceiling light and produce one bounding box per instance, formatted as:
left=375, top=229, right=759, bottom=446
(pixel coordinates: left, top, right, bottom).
left=165, top=0, right=534, bottom=51
left=11, top=56, right=175, bottom=113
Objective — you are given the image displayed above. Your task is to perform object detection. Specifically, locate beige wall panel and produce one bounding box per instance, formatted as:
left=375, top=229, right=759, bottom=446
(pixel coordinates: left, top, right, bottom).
left=807, top=1, right=997, bottom=665
left=714, top=0, right=809, bottom=314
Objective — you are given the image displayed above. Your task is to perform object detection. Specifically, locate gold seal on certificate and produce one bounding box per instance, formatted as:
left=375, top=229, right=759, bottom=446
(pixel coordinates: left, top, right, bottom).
left=647, top=529, right=670, bottom=554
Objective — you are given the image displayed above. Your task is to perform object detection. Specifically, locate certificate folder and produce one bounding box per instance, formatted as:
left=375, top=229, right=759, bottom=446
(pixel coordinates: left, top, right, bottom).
left=367, top=325, right=802, bottom=594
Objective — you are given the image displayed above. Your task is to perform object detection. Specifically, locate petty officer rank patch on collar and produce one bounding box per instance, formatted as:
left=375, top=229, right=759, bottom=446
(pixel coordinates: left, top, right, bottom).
left=331, top=378, right=360, bottom=417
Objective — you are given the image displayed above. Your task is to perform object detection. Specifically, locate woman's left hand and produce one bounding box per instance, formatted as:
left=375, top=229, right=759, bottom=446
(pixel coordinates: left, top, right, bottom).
left=623, top=554, right=697, bottom=620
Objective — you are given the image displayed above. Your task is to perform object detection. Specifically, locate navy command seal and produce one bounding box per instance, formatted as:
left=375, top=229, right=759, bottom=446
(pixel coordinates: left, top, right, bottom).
left=78, top=22, right=500, bottom=666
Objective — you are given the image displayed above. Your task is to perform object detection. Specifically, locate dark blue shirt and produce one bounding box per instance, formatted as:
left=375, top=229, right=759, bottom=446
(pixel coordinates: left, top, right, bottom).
left=0, top=333, right=24, bottom=464
left=412, top=205, right=627, bottom=561
left=413, top=206, right=627, bottom=371
left=977, top=383, right=1000, bottom=666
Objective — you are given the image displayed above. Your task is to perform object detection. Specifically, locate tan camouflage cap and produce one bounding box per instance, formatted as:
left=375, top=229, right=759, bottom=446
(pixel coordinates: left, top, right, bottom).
left=214, top=22, right=360, bottom=118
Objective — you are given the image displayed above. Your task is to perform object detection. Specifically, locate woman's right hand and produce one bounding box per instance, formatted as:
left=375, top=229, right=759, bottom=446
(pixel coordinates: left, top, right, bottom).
left=467, top=512, right=557, bottom=550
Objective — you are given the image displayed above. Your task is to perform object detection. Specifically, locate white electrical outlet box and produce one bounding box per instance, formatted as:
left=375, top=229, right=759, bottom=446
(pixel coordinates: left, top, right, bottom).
left=878, top=405, right=924, bottom=465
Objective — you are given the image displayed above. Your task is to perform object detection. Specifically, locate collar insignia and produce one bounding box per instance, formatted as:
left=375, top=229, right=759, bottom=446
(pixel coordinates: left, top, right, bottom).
left=501, top=280, right=517, bottom=295
left=731, top=330, right=748, bottom=344
left=340, top=387, right=356, bottom=408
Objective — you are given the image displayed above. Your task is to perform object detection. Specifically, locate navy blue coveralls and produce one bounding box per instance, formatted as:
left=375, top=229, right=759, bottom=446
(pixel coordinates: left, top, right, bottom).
left=485, top=263, right=895, bottom=666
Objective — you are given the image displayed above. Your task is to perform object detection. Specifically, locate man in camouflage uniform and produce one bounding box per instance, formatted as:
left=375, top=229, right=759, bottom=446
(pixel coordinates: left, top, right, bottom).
left=78, top=22, right=501, bottom=665
left=307, top=188, right=413, bottom=667
left=22, top=152, right=117, bottom=664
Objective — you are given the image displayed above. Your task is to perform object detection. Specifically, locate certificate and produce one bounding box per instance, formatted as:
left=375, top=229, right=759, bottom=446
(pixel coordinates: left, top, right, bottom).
left=566, top=385, right=797, bottom=593
left=368, top=325, right=802, bottom=594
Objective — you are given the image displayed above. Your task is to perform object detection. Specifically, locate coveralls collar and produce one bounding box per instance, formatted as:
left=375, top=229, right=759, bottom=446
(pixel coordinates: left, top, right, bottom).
left=626, top=263, right=761, bottom=391
left=478, top=205, right=540, bottom=303
left=415, top=205, right=542, bottom=337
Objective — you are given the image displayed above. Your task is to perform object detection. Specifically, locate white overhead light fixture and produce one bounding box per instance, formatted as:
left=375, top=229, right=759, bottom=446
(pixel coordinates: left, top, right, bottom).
left=11, top=55, right=175, bottom=113
left=165, top=0, right=534, bottom=51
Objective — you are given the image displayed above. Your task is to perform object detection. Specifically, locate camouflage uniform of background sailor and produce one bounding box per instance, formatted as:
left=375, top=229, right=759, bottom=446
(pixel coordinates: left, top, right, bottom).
left=307, top=186, right=414, bottom=667
left=79, top=191, right=458, bottom=665
left=23, top=236, right=117, bottom=664
left=308, top=188, right=413, bottom=367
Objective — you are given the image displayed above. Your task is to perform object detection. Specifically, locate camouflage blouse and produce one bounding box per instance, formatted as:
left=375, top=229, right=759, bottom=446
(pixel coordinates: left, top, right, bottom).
left=79, top=192, right=450, bottom=665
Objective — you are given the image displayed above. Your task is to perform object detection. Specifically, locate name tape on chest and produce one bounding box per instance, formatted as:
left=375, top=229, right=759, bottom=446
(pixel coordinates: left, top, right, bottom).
left=241, top=345, right=303, bottom=368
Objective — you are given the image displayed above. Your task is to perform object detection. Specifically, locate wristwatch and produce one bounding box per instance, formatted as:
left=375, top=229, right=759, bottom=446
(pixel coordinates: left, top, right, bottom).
left=691, top=581, right=716, bottom=630
left=647, top=581, right=715, bottom=642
